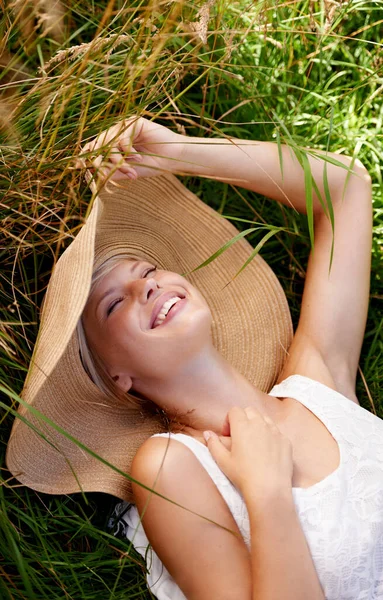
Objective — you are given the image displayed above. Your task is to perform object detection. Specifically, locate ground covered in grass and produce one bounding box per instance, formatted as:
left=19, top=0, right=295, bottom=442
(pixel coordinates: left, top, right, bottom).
left=1, top=1, right=382, bottom=598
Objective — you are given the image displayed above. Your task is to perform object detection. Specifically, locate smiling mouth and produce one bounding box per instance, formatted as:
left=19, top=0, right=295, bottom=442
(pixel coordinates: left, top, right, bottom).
left=152, top=296, right=184, bottom=329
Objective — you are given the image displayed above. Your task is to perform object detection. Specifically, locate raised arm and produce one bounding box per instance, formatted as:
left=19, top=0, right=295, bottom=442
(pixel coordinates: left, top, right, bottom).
left=177, top=136, right=372, bottom=399
left=82, top=118, right=372, bottom=399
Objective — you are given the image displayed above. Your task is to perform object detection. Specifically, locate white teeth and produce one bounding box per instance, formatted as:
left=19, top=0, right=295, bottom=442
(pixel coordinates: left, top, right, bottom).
left=153, top=296, right=182, bottom=328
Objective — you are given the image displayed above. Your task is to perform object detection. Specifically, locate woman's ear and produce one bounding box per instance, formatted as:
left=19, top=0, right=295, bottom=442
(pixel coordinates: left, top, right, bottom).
left=111, top=372, right=132, bottom=394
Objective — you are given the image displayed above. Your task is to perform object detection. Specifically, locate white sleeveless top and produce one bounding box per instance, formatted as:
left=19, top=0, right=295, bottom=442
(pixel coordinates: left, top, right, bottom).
left=119, top=375, right=383, bottom=600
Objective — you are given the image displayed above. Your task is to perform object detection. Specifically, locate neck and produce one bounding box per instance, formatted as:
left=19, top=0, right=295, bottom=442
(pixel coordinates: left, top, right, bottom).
left=136, top=345, right=284, bottom=436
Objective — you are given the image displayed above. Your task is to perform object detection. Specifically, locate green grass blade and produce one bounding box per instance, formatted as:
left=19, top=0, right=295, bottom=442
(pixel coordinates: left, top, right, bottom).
left=276, top=128, right=284, bottom=180
left=230, top=228, right=282, bottom=281
left=185, top=227, right=261, bottom=274
left=298, top=149, right=315, bottom=251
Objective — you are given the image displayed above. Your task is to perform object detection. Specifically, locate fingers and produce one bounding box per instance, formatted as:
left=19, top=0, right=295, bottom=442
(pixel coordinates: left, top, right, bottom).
left=108, top=147, right=129, bottom=171
left=86, top=120, right=137, bottom=157
left=243, top=406, right=261, bottom=419
left=262, top=413, right=278, bottom=428
left=225, top=406, right=259, bottom=439
left=90, top=155, right=109, bottom=182
left=77, top=119, right=140, bottom=178
left=203, top=431, right=231, bottom=470
left=221, top=413, right=230, bottom=437
left=108, top=146, right=140, bottom=180
left=79, top=139, right=144, bottom=184
left=205, top=405, right=277, bottom=454
left=243, top=406, right=276, bottom=427
left=218, top=435, right=232, bottom=451
left=226, top=405, right=280, bottom=438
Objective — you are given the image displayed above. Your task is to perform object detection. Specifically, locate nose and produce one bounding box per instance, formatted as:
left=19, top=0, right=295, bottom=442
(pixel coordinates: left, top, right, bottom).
left=129, top=277, right=159, bottom=303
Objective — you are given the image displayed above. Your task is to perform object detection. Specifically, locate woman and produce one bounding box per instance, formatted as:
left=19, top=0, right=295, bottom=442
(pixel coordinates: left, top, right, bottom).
left=79, top=117, right=376, bottom=600
left=7, top=116, right=377, bottom=599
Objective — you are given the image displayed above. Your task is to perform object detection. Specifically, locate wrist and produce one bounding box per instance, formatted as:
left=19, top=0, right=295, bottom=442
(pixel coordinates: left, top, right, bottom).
left=158, top=133, right=192, bottom=174
left=243, top=486, right=295, bottom=520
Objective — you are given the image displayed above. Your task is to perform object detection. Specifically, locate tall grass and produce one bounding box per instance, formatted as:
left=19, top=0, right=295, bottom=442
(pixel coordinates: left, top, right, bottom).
left=1, top=1, right=382, bottom=597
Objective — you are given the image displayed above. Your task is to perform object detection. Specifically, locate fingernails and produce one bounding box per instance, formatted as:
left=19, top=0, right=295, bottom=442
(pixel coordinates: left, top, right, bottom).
left=203, top=431, right=212, bottom=442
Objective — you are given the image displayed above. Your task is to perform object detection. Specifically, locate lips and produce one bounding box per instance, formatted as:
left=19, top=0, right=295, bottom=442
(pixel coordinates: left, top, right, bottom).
left=150, top=291, right=185, bottom=329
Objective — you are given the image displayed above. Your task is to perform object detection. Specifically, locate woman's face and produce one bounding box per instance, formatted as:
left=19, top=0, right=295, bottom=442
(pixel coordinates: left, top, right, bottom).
left=82, top=259, right=212, bottom=392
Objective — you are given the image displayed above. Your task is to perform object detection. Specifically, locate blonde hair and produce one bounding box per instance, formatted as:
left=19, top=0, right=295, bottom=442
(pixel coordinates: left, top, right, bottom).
left=76, top=252, right=182, bottom=431
left=77, top=252, right=148, bottom=408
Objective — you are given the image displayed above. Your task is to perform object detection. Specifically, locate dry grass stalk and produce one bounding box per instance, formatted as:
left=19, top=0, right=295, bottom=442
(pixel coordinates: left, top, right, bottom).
left=0, top=100, right=18, bottom=138
left=0, top=50, right=30, bottom=94
left=0, top=50, right=31, bottom=137
left=264, top=36, right=283, bottom=49
left=189, top=0, right=215, bottom=45
left=323, top=0, right=342, bottom=34
left=36, top=0, right=65, bottom=41
left=0, top=322, right=17, bottom=358
left=42, top=34, right=134, bottom=71
left=309, top=0, right=318, bottom=32
left=309, top=0, right=342, bottom=34
left=10, top=0, right=65, bottom=48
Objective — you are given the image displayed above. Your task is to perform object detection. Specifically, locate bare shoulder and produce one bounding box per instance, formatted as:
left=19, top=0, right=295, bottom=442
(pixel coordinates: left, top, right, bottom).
left=131, top=434, right=236, bottom=513
left=131, top=435, right=252, bottom=600
left=131, top=434, right=220, bottom=510
left=132, top=434, right=188, bottom=464
left=131, top=435, right=200, bottom=490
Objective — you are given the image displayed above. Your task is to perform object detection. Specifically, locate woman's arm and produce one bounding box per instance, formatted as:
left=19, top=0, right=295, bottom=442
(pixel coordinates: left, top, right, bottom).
left=132, top=433, right=325, bottom=600
left=176, top=137, right=372, bottom=398
left=82, top=118, right=372, bottom=398
left=246, top=494, right=323, bottom=600
left=132, top=437, right=252, bottom=600
left=204, top=406, right=325, bottom=600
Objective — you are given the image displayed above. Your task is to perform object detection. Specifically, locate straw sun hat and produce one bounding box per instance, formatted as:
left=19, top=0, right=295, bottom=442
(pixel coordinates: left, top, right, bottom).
left=6, top=173, right=293, bottom=502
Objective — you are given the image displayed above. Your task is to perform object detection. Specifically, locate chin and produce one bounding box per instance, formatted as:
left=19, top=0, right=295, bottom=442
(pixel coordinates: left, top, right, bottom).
left=182, top=303, right=212, bottom=336
left=142, top=310, right=213, bottom=379
left=176, top=307, right=213, bottom=355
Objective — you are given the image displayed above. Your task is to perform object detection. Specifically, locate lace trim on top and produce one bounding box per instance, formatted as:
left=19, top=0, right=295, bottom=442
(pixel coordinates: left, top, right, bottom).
left=268, top=375, right=347, bottom=495
left=119, top=375, right=383, bottom=600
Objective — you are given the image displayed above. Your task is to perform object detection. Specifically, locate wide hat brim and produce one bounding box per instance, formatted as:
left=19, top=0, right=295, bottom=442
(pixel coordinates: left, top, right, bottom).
left=6, top=174, right=293, bottom=501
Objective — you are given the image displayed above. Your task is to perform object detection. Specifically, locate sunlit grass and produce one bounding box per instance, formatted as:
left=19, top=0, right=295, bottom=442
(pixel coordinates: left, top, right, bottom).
left=1, top=0, right=382, bottom=597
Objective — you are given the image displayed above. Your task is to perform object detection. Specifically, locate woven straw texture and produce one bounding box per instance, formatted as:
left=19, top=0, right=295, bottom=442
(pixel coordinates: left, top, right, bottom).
left=7, top=174, right=293, bottom=501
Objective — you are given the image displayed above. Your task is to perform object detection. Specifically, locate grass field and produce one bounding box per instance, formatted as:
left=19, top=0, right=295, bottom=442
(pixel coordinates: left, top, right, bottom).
left=1, top=1, right=382, bottom=598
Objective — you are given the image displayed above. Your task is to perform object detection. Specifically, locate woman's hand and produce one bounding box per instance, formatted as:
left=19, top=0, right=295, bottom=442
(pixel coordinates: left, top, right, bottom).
left=204, top=406, right=294, bottom=503
left=79, top=116, right=185, bottom=183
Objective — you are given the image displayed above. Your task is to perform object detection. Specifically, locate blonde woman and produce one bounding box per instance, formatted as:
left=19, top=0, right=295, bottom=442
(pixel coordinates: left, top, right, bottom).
left=7, top=117, right=377, bottom=600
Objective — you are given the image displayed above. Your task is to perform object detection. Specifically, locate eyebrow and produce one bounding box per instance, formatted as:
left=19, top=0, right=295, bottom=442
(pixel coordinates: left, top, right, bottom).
left=95, top=260, right=142, bottom=315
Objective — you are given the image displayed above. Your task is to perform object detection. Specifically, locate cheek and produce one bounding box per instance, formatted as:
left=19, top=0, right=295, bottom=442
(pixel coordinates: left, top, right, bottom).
left=109, top=302, right=143, bottom=333
left=148, top=303, right=213, bottom=356
left=105, top=300, right=213, bottom=376
left=99, top=312, right=139, bottom=358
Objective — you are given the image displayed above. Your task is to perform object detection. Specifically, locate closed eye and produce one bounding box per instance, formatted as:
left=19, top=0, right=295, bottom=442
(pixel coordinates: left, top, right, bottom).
left=106, top=266, right=157, bottom=316
left=107, top=296, right=124, bottom=316
left=144, top=266, right=157, bottom=277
